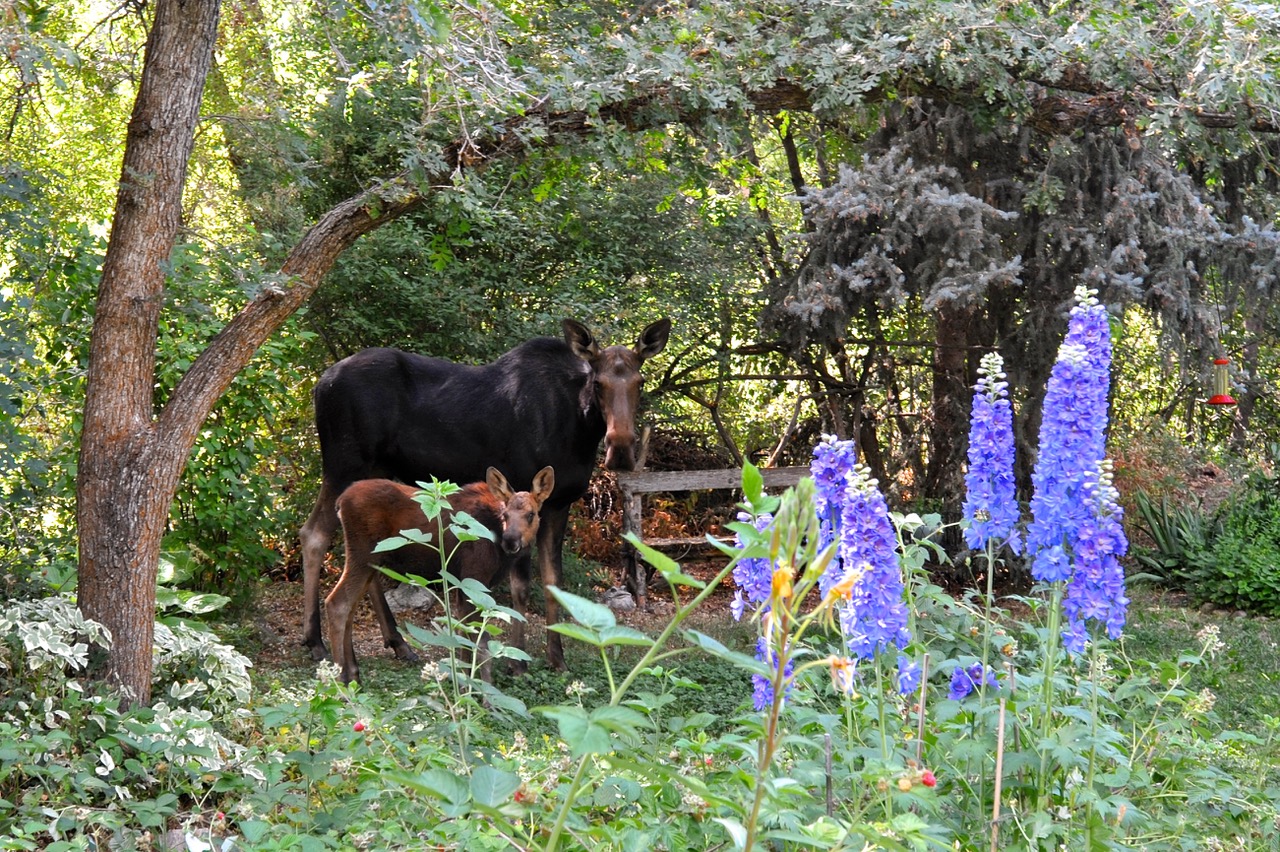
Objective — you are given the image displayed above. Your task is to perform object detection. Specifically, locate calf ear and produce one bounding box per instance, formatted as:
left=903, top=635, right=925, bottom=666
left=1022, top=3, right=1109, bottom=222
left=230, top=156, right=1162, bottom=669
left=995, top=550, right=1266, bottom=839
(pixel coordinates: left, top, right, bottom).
left=486, top=467, right=513, bottom=501
left=634, top=318, right=671, bottom=361
left=532, top=466, right=555, bottom=501
left=562, top=318, right=599, bottom=360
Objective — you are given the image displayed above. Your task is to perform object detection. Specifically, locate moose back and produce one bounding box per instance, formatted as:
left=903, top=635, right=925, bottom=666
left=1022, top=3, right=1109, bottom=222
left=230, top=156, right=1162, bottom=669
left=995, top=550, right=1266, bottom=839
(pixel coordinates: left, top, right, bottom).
left=299, top=317, right=671, bottom=671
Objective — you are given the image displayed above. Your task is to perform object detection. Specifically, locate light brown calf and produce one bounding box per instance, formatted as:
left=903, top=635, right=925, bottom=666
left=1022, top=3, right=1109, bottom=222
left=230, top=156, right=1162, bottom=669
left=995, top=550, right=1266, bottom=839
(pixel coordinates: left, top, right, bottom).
left=325, top=466, right=554, bottom=684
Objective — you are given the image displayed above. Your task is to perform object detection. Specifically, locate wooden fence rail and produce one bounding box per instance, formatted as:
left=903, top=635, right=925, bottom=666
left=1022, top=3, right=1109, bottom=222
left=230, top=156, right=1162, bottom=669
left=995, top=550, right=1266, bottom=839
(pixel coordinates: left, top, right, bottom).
left=614, top=466, right=809, bottom=609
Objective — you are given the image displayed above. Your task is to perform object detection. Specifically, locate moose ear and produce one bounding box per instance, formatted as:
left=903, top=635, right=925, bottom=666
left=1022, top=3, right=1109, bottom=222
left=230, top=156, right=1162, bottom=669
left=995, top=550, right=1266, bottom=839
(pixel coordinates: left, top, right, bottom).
left=532, top=466, right=555, bottom=501
left=562, top=318, right=599, bottom=360
left=634, top=318, right=671, bottom=361
left=486, top=466, right=513, bottom=501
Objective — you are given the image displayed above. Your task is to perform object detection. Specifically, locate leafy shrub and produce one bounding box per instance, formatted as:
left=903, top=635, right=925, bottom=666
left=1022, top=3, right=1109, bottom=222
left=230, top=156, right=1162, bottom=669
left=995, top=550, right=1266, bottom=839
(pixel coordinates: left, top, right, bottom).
left=1130, top=489, right=1212, bottom=586
left=0, top=595, right=259, bottom=849
left=1186, top=471, right=1280, bottom=613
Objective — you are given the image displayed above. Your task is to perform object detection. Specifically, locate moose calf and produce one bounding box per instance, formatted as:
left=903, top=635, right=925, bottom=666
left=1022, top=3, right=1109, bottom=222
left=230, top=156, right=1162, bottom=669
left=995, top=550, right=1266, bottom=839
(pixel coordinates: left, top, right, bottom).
left=326, top=466, right=554, bottom=685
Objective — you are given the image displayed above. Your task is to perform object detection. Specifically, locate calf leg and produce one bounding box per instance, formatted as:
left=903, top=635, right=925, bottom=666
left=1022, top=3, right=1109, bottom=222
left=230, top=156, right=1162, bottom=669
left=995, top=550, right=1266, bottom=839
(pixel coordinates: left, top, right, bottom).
left=367, top=580, right=420, bottom=663
left=325, top=567, right=372, bottom=684
left=300, top=481, right=340, bottom=661
left=538, top=505, right=570, bottom=671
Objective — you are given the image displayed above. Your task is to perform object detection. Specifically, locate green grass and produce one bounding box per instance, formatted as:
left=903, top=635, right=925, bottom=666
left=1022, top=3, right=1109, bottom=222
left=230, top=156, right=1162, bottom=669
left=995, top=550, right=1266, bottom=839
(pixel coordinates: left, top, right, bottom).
left=1121, top=585, right=1280, bottom=786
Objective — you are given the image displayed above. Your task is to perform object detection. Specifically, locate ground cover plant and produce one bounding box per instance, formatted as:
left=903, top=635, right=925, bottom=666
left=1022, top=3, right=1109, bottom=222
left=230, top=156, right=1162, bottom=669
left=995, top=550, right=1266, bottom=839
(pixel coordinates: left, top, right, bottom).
left=4, top=287, right=1280, bottom=850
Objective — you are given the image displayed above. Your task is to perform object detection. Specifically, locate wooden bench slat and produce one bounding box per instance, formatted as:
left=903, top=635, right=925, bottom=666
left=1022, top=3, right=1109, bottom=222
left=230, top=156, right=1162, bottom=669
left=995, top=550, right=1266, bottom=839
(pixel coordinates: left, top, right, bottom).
left=617, top=466, right=809, bottom=602
left=616, top=466, right=808, bottom=494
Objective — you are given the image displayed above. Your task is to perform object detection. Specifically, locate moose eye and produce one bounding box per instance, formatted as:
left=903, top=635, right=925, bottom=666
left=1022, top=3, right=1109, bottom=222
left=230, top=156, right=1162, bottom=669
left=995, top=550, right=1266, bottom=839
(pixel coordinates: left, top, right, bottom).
left=526, top=513, right=536, bottom=524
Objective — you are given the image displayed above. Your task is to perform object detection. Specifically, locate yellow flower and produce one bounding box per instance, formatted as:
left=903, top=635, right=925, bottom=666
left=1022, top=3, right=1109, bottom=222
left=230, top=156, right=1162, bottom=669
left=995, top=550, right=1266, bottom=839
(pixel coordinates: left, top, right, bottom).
left=771, top=564, right=794, bottom=603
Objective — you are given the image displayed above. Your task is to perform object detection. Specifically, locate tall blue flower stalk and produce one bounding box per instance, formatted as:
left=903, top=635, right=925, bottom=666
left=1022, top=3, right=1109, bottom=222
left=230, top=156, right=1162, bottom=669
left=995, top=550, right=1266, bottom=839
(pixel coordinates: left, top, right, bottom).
left=963, top=352, right=1022, bottom=555
left=962, top=351, right=1019, bottom=731
left=810, top=439, right=915, bottom=696
left=1061, top=460, right=1129, bottom=653
left=833, top=468, right=912, bottom=662
left=1026, top=286, right=1114, bottom=585
left=811, top=434, right=858, bottom=597
left=1025, top=285, right=1128, bottom=810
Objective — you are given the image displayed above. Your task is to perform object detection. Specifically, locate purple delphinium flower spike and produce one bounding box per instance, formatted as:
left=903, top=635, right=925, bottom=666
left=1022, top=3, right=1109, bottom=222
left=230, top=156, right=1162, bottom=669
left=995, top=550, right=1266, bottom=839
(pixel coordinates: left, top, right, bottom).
left=1061, top=460, right=1130, bottom=653
left=1026, top=286, right=1113, bottom=583
left=836, top=467, right=911, bottom=660
left=811, top=435, right=858, bottom=598
left=730, top=511, right=775, bottom=621
left=752, top=636, right=794, bottom=711
left=963, top=352, right=1023, bottom=554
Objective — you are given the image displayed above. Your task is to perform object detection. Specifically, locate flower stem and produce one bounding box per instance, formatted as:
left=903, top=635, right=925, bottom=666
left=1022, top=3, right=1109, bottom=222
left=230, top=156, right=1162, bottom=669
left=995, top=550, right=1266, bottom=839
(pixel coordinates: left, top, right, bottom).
left=1037, top=582, right=1064, bottom=810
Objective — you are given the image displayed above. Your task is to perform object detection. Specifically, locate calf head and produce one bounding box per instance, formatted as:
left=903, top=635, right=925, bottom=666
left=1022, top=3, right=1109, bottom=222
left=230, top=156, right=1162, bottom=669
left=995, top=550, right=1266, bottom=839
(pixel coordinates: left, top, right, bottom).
left=486, top=465, right=555, bottom=554
left=563, top=317, right=671, bottom=471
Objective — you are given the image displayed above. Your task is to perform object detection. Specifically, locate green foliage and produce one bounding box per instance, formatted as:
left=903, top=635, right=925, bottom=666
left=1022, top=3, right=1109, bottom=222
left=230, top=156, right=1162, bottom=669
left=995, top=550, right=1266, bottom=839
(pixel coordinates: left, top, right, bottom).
left=1185, top=472, right=1280, bottom=614
left=0, top=595, right=256, bottom=849
left=1130, top=490, right=1211, bottom=586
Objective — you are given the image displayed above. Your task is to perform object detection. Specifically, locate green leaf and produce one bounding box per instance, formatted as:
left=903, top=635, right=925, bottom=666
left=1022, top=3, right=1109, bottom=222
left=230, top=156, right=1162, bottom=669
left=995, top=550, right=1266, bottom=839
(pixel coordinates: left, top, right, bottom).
left=683, top=629, right=769, bottom=675
left=469, top=765, right=521, bottom=807
left=177, top=592, right=230, bottom=614
left=386, top=768, right=471, bottom=817
left=536, top=705, right=612, bottom=756
left=741, top=461, right=764, bottom=505
left=449, top=510, right=495, bottom=542
left=547, top=586, right=616, bottom=631
left=715, top=816, right=748, bottom=849
left=589, top=705, right=650, bottom=742
left=238, top=820, right=269, bottom=844
left=547, top=622, right=604, bottom=646
left=599, top=625, right=655, bottom=648
left=455, top=576, right=497, bottom=609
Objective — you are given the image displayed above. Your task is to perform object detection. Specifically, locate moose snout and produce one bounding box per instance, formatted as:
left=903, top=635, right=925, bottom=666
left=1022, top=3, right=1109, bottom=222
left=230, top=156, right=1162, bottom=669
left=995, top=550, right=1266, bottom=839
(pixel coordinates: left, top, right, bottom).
left=603, top=433, right=636, bottom=471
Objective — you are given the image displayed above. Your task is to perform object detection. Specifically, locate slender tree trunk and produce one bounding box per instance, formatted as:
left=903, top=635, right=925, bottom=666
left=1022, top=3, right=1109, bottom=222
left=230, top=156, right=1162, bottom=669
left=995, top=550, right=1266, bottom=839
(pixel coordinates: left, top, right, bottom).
left=924, top=303, right=976, bottom=517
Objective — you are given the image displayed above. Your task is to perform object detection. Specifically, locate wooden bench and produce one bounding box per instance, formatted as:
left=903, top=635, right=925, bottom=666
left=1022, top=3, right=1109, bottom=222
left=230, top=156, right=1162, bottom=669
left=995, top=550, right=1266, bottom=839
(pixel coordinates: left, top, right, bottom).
left=614, top=466, right=809, bottom=609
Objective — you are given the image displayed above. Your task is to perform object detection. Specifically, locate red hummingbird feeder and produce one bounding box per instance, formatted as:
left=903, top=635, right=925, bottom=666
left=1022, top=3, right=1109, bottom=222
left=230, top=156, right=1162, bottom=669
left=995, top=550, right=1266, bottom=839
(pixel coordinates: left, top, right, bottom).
left=1206, top=357, right=1237, bottom=406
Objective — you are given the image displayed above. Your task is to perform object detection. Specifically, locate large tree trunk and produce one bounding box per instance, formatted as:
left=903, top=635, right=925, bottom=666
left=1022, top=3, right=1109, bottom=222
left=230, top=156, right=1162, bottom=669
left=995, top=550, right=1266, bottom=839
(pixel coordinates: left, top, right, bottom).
left=923, top=303, right=977, bottom=525
left=77, top=0, right=222, bottom=706
left=75, top=0, right=424, bottom=705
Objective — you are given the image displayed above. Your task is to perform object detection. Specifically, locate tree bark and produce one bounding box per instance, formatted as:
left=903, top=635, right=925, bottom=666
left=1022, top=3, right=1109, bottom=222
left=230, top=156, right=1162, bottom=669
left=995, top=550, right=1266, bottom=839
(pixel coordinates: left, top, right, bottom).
left=923, top=303, right=977, bottom=521
left=77, top=0, right=223, bottom=706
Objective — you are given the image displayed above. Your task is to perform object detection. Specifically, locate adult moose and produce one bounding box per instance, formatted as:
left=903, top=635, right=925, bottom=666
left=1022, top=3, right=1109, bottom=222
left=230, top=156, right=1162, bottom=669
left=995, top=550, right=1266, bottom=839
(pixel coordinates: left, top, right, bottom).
left=299, top=317, right=672, bottom=671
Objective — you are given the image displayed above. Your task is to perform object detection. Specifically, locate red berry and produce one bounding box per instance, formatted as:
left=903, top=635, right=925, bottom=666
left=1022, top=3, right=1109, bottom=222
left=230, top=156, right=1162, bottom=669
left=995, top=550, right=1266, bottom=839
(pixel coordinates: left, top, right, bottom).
left=921, top=769, right=937, bottom=788
left=353, top=721, right=366, bottom=732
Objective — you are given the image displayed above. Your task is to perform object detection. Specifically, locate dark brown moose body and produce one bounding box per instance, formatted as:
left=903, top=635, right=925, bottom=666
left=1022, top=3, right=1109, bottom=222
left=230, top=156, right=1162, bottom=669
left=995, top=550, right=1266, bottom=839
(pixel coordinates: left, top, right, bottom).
left=300, top=318, right=671, bottom=671
left=326, top=466, right=554, bottom=685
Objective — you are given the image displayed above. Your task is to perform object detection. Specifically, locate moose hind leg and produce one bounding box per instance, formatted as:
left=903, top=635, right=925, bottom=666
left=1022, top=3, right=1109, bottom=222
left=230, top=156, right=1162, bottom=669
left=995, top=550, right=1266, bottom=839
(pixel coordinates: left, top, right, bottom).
left=368, top=580, right=419, bottom=663
left=325, top=571, right=370, bottom=685
left=300, top=481, right=341, bottom=660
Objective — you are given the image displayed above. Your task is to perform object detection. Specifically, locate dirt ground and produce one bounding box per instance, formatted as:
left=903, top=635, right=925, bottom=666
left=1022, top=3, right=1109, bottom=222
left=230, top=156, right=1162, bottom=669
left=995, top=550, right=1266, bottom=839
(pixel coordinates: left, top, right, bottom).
left=250, top=557, right=740, bottom=672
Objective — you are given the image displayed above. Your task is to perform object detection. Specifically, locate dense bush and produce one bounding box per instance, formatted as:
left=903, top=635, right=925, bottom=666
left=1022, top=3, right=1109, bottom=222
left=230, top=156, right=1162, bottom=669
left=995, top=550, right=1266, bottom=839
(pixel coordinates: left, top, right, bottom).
left=1185, top=471, right=1280, bottom=614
